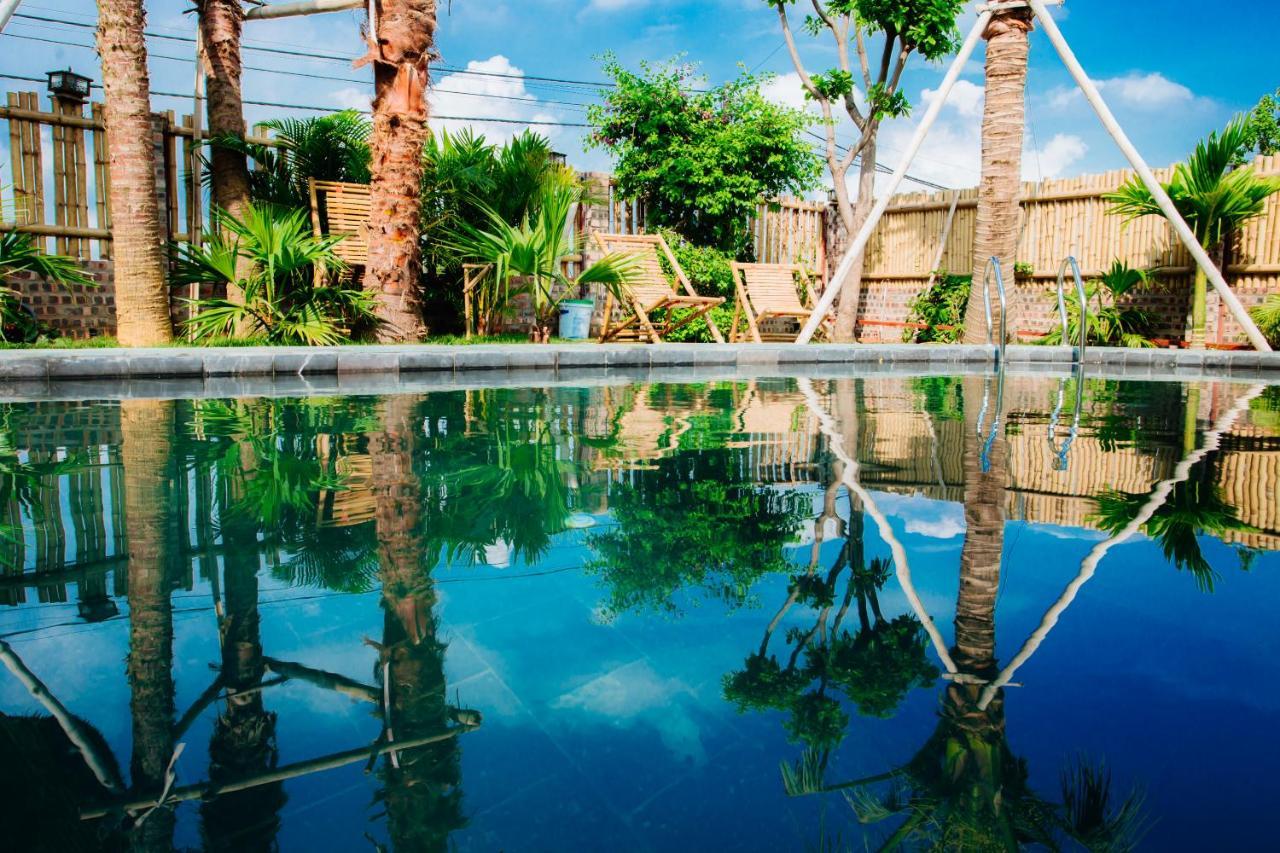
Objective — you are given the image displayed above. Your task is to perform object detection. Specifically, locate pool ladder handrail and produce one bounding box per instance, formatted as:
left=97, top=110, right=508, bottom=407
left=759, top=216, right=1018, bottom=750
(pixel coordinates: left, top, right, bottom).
left=1056, top=255, right=1089, bottom=362
left=975, top=367, right=1006, bottom=474
left=981, top=256, right=1008, bottom=363
left=1046, top=375, right=1085, bottom=471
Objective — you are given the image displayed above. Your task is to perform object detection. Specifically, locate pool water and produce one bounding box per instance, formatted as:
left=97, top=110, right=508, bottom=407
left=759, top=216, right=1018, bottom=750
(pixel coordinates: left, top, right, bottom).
left=1, top=375, right=1278, bottom=851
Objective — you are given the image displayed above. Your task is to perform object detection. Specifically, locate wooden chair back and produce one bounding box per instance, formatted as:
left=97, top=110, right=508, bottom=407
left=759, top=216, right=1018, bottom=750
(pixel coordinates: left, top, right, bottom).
left=591, top=233, right=693, bottom=307
left=732, top=263, right=815, bottom=315
left=308, top=179, right=371, bottom=266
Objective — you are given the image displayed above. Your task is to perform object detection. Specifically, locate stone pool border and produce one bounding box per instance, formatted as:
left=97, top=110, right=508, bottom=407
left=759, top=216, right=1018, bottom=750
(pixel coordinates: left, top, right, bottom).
left=1, top=344, right=1278, bottom=400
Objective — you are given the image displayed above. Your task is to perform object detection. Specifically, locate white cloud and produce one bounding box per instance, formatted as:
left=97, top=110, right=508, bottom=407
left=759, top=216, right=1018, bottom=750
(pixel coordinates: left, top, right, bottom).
left=1026, top=133, right=1088, bottom=181
left=553, top=660, right=706, bottom=764
left=331, top=86, right=370, bottom=112
left=587, top=0, right=646, bottom=11
left=761, top=71, right=810, bottom=112
left=923, top=79, right=985, bottom=119
left=429, top=55, right=563, bottom=145
left=1047, top=72, right=1198, bottom=113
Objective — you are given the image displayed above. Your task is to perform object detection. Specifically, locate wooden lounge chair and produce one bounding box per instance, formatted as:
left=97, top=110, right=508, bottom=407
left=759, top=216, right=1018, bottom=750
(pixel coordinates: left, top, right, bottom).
left=591, top=233, right=726, bottom=343
left=729, top=262, right=832, bottom=343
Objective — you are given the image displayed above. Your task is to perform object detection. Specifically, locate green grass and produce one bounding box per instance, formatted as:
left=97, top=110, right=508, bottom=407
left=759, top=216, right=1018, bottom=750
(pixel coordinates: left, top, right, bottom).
left=0, top=332, right=593, bottom=350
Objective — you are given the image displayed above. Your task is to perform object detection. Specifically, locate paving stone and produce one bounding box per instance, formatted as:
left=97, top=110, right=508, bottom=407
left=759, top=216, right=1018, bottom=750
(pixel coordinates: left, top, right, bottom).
left=455, top=350, right=512, bottom=371
left=128, top=353, right=205, bottom=378
left=202, top=351, right=277, bottom=377
left=335, top=351, right=400, bottom=375
left=273, top=350, right=340, bottom=375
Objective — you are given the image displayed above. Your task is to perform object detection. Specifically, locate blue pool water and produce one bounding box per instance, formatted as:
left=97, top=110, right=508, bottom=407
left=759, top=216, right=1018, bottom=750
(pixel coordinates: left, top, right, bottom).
left=0, top=375, right=1277, bottom=851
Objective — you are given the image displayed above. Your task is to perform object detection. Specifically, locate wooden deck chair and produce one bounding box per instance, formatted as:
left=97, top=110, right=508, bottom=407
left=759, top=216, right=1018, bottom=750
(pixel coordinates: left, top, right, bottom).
left=591, top=233, right=726, bottom=344
left=729, top=262, right=832, bottom=343
left=308, top=179, right=371, bottom=268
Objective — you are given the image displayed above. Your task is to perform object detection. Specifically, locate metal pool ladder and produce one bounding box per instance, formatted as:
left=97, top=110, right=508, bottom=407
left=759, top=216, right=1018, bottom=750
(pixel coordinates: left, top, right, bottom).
left=1056, top=255, right=1089, bottom=362
left=980, top=256, right=1008, bottom=363
left=1046, top=376, right=1084, bottom=471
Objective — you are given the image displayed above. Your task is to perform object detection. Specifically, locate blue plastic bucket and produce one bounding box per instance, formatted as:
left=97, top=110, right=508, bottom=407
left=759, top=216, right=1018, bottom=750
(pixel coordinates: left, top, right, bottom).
left=558, top=299, right=594, bottom=340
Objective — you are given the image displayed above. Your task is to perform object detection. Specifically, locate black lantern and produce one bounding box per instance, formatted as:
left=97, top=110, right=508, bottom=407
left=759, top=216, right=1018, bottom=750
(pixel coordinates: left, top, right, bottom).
left=826, top=187, right=840, bottom=205
left=46, top=68, right=92, bottom=103
left=550, top=150, right=568, bottom=166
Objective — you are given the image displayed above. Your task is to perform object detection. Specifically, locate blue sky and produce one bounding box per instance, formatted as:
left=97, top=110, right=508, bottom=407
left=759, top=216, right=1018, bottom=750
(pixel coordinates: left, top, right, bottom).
left=1, top=0, right=1277, bottom=194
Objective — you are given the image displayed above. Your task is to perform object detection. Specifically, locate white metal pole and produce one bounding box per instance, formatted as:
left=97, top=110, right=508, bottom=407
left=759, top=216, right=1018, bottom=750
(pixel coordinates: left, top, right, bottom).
left=797, top=9, right=993, bottom=343
left=0, top=0, right=22, bottom=34
left=244, top=0, right=364, bottom=20
left=1028, top=0, right=1272, bottom=352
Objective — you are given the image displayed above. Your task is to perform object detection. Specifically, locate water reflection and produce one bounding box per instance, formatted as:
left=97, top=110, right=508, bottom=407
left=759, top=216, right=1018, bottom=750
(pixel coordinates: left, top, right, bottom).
left=0, top=375, right=1277, bottom=850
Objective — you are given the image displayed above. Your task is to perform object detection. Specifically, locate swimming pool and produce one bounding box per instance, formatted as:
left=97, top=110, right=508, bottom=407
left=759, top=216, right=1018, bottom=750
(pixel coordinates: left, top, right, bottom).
left=1, top=372, right=1278, bottom=850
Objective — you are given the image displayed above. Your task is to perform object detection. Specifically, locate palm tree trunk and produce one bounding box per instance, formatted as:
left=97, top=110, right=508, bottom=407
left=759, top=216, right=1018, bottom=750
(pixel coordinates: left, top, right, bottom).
left=198, top=0, right=254, bottom=324
left=96, top=0, right=174, bottom=345
left=954, top=377, right=1007, bottom=678
left=363, top=0, right=436, bottom=342
left=369, top=395, right=464, bottom=851
left=962, top=10, right=1034, bottom=345
left=120, top=399, right=177, bottom=848
left=832, top=137, right=877, bottom=342
left=200, top=513, right=284, bottom=853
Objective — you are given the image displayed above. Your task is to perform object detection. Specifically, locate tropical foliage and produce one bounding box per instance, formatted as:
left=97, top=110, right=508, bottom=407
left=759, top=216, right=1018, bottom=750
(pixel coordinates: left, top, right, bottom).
left=654, top=230, right=738, bottom=343
left=1239, top=87, right=1279, bottom=163
left=420, top=129, right=575, bottom=332
left=903, top=272, right=970, bottom=343
left=174, top=204, right=379, bottom=345
left=1104, top=117, right=1280, bottom=346
left=588, top=56, right=822, bottom=254
left=208, top=111, right=373, bottom=209
left=0, top=231, right=93, bottom=343
left=444, top=174, right=641, bottom=338
left=1249, top=291, right=1280, bottom=348
left=1091, top=455, right=1256, bottom=592
left=1039, top=261, right=1158, bottom=348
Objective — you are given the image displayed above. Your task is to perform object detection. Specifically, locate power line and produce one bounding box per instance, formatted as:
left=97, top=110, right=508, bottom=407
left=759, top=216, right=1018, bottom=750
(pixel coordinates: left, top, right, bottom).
left=805, top=129, right=951, bottom=191
left=11, top=12, right=619, bottom=89
left=0, top=32, right=594, bottom=112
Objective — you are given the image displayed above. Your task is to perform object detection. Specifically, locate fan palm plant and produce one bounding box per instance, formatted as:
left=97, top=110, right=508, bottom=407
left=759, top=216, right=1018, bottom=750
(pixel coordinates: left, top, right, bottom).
left=206, top=111, right=372, bottom=210
left=446, top=175, right=641, bottom=340
left=174, top=204, right=379, bottom=345
left=0, top=231, right=93, bottom=342
left=1104, top=117, right=1280, bottom=348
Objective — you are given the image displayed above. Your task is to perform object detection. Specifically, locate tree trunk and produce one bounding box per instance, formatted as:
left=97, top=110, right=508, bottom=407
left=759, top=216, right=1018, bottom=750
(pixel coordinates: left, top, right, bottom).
left=200, top=509, right=284, bottom=853
left=832, top=137, right=877, bottom=343
left=198, top=0, right=254, bottom=324
left=120, top=399, right=177, bottom=848
left=962, top=11, right=1034, bottom=345
left=369, top=395, right=465, bottom=851
left=954, top=377, right=1007, bottom=677
left=96, top=0, right=173, bottom=345
left=363, top=0, right=436, bottom=342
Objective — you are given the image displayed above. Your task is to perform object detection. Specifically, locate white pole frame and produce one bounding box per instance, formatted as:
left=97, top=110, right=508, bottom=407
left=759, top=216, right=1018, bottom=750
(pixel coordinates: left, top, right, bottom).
left=245, top=0, right=364, bottom=20
left=799, top=0, right=1273, bottom=352
left=0, top=0, right=21, bottom=35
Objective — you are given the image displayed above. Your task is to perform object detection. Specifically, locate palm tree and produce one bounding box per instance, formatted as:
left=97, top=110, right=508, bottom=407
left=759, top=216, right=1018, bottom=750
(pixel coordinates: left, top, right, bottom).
left=961, top=8, right=1035, bottom=345
left=1105, top=117, right=1280, bottom=348
left=359, top=0, right=438, bottom=341
left=1091, top=454, right=1255, bottom=592
left=197, top=0, right=254, bottom=328
left=368, top=395, right=466, bottom=851
left=95, top=0, right=174, bottom=345
left=120, top=399, right=178, bottom=849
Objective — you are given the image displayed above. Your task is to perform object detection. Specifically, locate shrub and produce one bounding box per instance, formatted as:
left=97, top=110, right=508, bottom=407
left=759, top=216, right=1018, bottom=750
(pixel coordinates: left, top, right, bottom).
left=0, top=231, right=93, bottom=343
left=1040, top=260, right=1157, bottom=348
left=174, top=204, right=379, bottom=346
left=903, top=272, right=971, bottom=343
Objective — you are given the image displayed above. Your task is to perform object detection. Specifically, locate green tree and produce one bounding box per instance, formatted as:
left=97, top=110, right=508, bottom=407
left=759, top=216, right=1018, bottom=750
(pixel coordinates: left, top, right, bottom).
left=588, top=57, right=822, bottom=255
left=588, top=446, right=809, bottom=618
left=1240, top=87, right=1279, bottom=162
left=765, top=0, right=966, bottom=339
left=1104, top=117, right=1280, bottom=348
left=1, top=231, right=93, bottom=343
